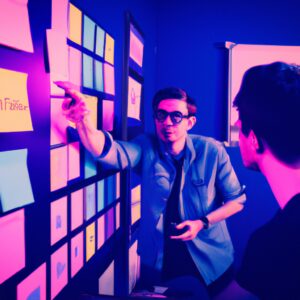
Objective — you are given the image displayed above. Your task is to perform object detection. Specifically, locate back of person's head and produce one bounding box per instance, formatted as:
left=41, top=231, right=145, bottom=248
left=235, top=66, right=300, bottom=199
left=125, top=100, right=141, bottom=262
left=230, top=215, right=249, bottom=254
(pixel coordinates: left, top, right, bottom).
left=152, top=87, right=197, bottom=116
left=234, top=61, right=300, bottom=165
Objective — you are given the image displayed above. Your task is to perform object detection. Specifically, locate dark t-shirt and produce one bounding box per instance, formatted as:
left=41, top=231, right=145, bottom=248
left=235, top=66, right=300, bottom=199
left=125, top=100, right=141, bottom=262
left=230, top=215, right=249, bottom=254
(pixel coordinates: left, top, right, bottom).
left=237, top=193, right=300, bottom=299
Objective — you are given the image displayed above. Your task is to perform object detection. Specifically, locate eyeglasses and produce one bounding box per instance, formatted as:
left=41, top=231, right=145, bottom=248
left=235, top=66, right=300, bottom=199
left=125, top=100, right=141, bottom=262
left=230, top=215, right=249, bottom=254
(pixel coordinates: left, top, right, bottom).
left=154, top=109, right=189, bottom=124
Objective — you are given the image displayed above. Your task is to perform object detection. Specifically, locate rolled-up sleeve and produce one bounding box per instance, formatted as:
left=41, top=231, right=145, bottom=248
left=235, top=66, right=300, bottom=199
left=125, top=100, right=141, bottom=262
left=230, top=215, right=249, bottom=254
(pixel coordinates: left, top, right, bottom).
left=96, top=131, right=142, bottom=171
left=216, top=145, right=246, bottom=204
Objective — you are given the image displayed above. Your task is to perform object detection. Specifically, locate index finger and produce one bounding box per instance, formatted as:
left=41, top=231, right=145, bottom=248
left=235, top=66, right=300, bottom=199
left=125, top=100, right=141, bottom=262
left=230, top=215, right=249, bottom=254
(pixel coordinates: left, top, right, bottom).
left=54, top=81, right=80, bottom=91
left=170, top=230, right=191, bottom=240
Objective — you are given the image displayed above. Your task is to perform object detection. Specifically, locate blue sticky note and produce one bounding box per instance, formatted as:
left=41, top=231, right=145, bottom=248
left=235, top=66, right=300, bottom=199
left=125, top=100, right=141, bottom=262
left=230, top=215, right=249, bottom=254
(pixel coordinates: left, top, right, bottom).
left=105, top=176, right=115, bottom=206
left=0, top=149, right=34, bottom=213
left=27, top=287, right=40, bottom=300
left=95, top=26, right=105, bottom=57
left=84, top=149, right=96, bottom=179
left=83, top=15, right=95, bottom=52
left=97, top=179, right=104, bottom=212
left=84, top=184, right=96, bottom=220
left=94, top=60, right=103, bottom=92
left=83, top=54, right=93, bottom=89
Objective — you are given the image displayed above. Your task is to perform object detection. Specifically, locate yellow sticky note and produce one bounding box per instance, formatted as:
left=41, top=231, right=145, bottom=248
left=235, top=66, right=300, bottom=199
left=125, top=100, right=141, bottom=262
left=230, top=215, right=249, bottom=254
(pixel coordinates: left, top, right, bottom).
left=68, top=3, right=82, bottom=45
left=86, top=222, right=95, bottom=261
left=0, top=68, right=33, bottom=132
left=84, top=94, right=98, bottom=129
left=105, top=33, right=114, bottom=65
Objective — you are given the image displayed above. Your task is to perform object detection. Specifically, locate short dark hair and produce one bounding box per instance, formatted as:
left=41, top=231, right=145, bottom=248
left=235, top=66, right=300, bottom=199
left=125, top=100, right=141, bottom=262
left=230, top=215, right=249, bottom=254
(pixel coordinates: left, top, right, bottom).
left=152, top=87, right=197, bottom=116
left=234, top=61, right=300, bottom=165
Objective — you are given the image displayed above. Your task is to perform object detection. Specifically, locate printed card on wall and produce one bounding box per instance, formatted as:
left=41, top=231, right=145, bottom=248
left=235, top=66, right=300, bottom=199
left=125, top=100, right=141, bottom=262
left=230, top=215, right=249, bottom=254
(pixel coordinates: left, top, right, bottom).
left=86, top=222, right=95, bottom=262
left=102, top=100, right=114, bottom=132
left=51, top=243, right=68, bottom=300
left=0, top=0, right=33, bottom=53
left=51, top=98, right=68, bottom=145
left=68, top=141, right=80, bottom=181
left=71, top=231, right=84, bottom=278
left=68, top=3, right=82, bottom=45
left=51, top=197, right=67, bottom=246
left=0, top=209, right=25, bottom=284
left=0, top=149, right=34, bottom=213
left=104, top=63, right=115, bottom=95
left=84, top=184, right=96, bottom=221
left=130, top=25, right=144, bottom=68
left=0, top=68, right=33, bottom=132
left=97, top=215, right=105, bottom=250
left=71, top=189, right=84, bottom=231
left=127, top=76, right=141, bottom=120
left=17, top=263, right=46, bottom=300
left=98, top=261, right=114, bottom=296
left=50, top=146, right=68, bottom=191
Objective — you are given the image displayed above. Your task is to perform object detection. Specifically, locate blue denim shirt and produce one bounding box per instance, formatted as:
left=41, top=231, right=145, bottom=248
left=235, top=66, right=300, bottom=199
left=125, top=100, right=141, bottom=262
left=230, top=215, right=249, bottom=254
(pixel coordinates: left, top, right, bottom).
left=98, top=133, right=246, bottom=284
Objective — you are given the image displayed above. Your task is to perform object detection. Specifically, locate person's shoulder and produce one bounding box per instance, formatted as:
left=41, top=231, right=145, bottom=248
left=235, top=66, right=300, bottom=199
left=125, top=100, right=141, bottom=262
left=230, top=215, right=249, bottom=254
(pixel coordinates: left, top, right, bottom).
left=189, top=134, right=225, bottom=153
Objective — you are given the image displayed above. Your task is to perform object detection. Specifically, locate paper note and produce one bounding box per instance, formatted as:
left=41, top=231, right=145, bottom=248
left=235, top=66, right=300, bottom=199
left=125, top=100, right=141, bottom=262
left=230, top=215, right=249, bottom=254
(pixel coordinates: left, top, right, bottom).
left=97, top=179, right=104, bottom=212
left=95, top=26, right=105, bottom=57
left=97, top=215, right=105, bottom=250
left=17, top=263, right=46, bottom=300
left=50, top=146, right=68, bottom=191
left=84, top=184, right=96, bottom=221
left=131, top=185, right=141, bottom=224
left=116, top=172, right=120, bottom=199
left=127, top=76, right=141, bottom=120
left=115, top=202, right=120, bottom=230
left=84, top=149, right=97, bottom=179
left=105, top=33, right=114, bottom=65
left=0, top=0, right=33, bottom=53
left=84, top=94, right=98, bottom=128
left=83, top=15, right=95, bottom=52
left=106, top=207, right=115, bottom=240
left=99, top=261, right=114, bottom=296
left=51, top=243, right=68, bottom=300
left=94, top=60, right=103, bottom=92
left=102, top=100, right=114, bottom=132
left=129, top=241, right=140, bottom=293
left=68, top=141, right=80, bottom=181
left=51, top=98, right=68, bottom=145
left=68, top=3, right=82, bottom=45
left=71, top=231, right=83, bottom=277
left=69, top=46, right=82, bottom=87
left=86, top=222, right=95, bottom=261
left=0, top=149, right=34, bottom=213
left=0, top=209, right=25, bottom=284
left=51, top=0, right=68, bottom=35
left=83, top=54, right=94, bottom=89
left=0, top=68, right=33, bottom=132
left=51, top=197, right=67, bottom=245
left=130, top=25, right=144, bottom=67
left=104, top=63, right=115, bottom=95
left=71, top=189, right=83, bottom=231
left=105, top=175, right=116, bottom=206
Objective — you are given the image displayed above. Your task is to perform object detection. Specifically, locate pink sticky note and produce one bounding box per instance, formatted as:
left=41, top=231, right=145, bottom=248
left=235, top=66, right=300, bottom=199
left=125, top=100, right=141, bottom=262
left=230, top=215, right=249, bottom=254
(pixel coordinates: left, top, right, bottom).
left=71, top=231, right=83, bottom=278
left=50, top=146, right=68, bottom=191
left=51, top=197, right=67, bottom=245
left=69, top=46, right=82, bottom=87
left=51, top=243, right=68, bottom=300
left=71, top=189, right=83, bottom=231
left=104, top=63, right=115, bottom=95
left=129, top=29, right=144, bottom=67
left=0, top=0, right=33, bottom=53
left=51, top=0, right=68, bottom=35
left=0, top=209, right=25, bottom=284
left=51, top=98, right=68, bottom=145
left=102, top=100, right=114, bottom=131
left=17, top=263, right=46, bottom=300
left=115, top=202, right=120, bottom=230
left=97, top=215, right=105, bottom=250
left=68, top=141, right=80, bottom=180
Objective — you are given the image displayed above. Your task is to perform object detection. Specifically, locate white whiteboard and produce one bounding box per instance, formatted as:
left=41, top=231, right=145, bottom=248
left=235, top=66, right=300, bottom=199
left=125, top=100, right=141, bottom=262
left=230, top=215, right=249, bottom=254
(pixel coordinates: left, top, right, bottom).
left=227, top=42, right=300, bottom=145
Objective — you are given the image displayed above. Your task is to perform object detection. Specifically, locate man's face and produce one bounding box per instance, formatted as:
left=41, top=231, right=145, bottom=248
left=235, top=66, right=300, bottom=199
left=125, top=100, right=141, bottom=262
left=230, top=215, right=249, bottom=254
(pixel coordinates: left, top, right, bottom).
left=154, top=99, right=194, bottom=144
left=236, top=119, right=260, bottom=171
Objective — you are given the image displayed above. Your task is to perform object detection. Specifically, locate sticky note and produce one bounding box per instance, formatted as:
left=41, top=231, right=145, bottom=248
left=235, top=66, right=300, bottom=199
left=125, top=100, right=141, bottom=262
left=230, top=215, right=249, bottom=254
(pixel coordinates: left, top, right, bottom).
left=127, top=76, right=141, bottom=120
left=50, top=146, right=68, bottom=191
left=0, top=68, right=33, bottom=132
left=102, top=100, right=114, bottom=132
left=51, top=0, right=68, bottom=35
left=71, top=189, right=83, bottom=231
left=130, top=25, right=144, bottom=67
left=69, top=46, right=82, bottom=87
left=129, top=241, right=140, bottom=293
left=0, top=209, right=25, bottom=284
left=51, top=98, right=68, bottom=145
left=83, top=15, right=95, bottom=52
left=86, top=222, right=95, bottom=261
left=98, top=261, right=114, bottom=296
left=0, top=149, right=34, bottom=213
left=68, top=141, right=80, bottom=181
left=84, top=184, right=96, bottom=221
left=71, top=231, right=83, bottom=278
left=17, top=263, right=46, bottom=300
left=115, top=172, right=120, bottom=199
left=106, top=207, right=115, bottom=240
left=104, top=33, right=114, bottom=65
left=68, top=3, right=82, bottom=45
left=104, top=63, right=115, bottom=95
left=94, top=60, right=103, bottom=92
left=83, top=54, right=94, bottom=89
left=51, top=243, right=68, bottom=300
left=105, top=175, right=116, bottom=206
left=84, top=149, right=97, bottom=179
left=0, top=0, right=33, bottom=53
left=97, top=179, right=104, bottom=212
left=97, top=215, right=105, bottom=250
left=131, top=185, right=141, bottom=224
left=51, top=197, right=67, bottom=245
left=84, top=94, right=98, bottom=129
left=95, top=26, right=105, bottom=57
left=115, top=202, right=120, bottom=230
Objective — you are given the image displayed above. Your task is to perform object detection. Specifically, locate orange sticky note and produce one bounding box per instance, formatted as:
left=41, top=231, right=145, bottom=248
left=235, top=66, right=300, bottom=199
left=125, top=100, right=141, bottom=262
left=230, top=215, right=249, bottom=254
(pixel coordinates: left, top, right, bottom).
left=104, top=33, right=114, bottom=65
left=68, top=3, right=82, bottom=45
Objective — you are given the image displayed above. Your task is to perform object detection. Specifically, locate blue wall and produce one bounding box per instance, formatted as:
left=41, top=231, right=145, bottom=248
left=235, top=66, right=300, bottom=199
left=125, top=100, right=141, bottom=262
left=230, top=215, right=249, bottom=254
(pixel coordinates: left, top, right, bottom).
left=153, top=0, right=300, bottom=265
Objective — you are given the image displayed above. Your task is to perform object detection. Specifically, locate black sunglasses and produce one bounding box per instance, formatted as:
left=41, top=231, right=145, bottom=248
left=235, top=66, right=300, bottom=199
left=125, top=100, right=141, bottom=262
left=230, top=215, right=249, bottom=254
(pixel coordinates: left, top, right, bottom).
left=154, top=109, right=189, bottom=124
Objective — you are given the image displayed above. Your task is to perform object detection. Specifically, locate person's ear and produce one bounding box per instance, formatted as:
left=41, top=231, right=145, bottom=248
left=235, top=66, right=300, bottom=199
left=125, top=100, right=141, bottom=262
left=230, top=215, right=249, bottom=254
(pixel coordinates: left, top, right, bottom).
left=249, top=130, right=260, bottom=151
left=187, top=116, right=197, bottom=130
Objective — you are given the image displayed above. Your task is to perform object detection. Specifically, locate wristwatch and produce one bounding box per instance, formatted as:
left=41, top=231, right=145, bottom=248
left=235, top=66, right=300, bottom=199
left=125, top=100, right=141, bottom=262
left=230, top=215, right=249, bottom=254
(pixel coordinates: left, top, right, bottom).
left=200, top=216, right=210, bottom=229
